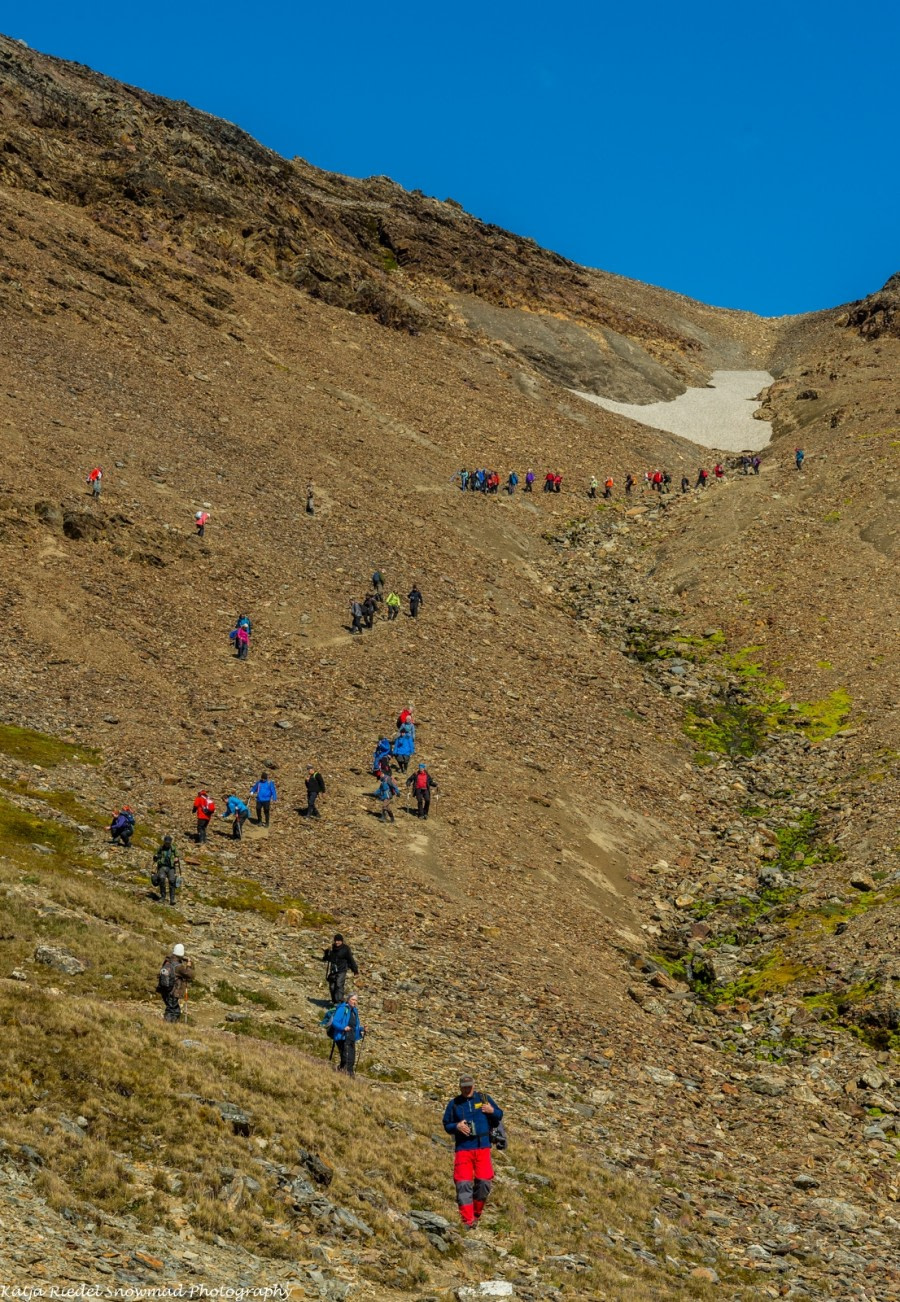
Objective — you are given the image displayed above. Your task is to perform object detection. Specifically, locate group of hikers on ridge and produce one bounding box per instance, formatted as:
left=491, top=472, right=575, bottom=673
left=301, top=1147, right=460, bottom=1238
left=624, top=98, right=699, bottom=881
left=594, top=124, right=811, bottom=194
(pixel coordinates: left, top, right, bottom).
left=350, top=572, right=422, bottom=633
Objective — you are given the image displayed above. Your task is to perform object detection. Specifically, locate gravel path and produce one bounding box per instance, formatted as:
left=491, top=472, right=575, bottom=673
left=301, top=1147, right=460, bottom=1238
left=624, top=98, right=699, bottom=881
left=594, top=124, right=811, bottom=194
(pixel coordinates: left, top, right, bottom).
left=574, top=369, right=774, bottom=451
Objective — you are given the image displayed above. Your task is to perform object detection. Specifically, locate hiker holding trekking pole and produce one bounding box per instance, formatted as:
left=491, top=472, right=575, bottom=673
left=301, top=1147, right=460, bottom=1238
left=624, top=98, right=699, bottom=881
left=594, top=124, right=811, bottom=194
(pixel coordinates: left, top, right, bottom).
left=406, top=763, right=438, bottom=819
left=321, top=934, right=358, bottom=1005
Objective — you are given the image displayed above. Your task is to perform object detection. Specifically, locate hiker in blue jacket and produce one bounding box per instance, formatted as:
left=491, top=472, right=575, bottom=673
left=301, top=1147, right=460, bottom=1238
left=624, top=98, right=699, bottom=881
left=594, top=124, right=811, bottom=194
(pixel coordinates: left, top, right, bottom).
left=109, top=806, right=135, bottom=848
left=392, top=723, right=415, bottom=773
left=372, top=737, right=392, bottom=775
left=375, top=773, right=400, bottom=823
left=250, top=771, right=277, bottom=827
left=442, top=1074, right=504, bottom=1227
left=222, top=794, right=249, bottom=840
left=326, top=994, right=365, bottom=1076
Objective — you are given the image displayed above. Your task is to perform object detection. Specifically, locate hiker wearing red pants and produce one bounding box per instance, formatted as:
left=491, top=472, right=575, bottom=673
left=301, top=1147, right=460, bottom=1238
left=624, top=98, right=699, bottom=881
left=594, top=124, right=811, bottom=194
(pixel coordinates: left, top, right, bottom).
left=442, top=1074, right=504, bottom=1227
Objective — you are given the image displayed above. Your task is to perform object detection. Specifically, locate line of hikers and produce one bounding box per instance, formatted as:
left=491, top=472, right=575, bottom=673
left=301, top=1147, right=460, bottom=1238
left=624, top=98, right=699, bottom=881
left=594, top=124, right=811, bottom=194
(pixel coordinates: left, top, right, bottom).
left=350, top=573, right=422, bottom=632
left=370, top=708, right=439, bottom=821
left=454, top=455, right=772, bottom=504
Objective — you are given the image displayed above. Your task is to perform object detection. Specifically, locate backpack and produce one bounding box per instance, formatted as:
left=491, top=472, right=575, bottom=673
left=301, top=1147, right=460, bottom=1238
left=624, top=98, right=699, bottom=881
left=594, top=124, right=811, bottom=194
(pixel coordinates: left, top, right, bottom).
left=490, top=1118, right=508, bottom=1151
left=415, top=770, right=429, bottom=791
left=323, top=1004, right=349, bottom=1040
left=157, top=957, right=177, bottom=993
left=314, top=772, right=326, bottom=794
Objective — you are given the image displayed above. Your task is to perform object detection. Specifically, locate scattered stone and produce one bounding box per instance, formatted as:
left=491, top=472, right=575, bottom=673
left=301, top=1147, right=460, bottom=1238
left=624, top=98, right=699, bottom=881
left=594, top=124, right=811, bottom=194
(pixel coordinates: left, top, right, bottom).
left=34, top=945, right=86, bottom=975
left=849, top=872, right=876, bottom=892
left=299, top=1148, right=333, bottom=1186
left=793, top=1174, right=820, bottom=1190
left=456, top=1284, right=515, bottom=1300
left=808, top=1197, right=868, bottom=1230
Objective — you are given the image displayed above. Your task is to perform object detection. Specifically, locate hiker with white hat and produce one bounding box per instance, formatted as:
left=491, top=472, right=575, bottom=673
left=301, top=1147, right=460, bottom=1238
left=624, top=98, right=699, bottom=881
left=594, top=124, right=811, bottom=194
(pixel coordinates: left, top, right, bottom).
left=156, top=942, right=194, bottom=1022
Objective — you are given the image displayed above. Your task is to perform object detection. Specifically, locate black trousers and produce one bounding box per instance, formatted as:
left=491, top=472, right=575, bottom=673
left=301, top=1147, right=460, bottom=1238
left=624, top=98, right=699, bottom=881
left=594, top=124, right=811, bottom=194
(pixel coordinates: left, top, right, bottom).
left=328, top=969, right=347, bottom=1004
left=415, top=790, right=431, bottom=818
left=256, top=799, right=271, bottom=826
left=197, top=817, right=209, bottom=843
left=161, top=991, right=181, bottom=1022
left=338, top=1036, right=356, bottom=1075
left=158, top=869, right=177, bottom=905
left=232, top=812, right=248, bottom=839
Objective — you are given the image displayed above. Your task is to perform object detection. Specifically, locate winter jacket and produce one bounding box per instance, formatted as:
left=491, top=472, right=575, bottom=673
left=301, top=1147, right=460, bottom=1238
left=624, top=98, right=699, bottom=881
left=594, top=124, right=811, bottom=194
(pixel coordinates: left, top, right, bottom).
left=377, top=777, right=399, bottom=802
left=323, top=943, right=358, bottom=976
left=385, top=592, right=401, bottom=609
left=392, top=731, right=415, bottom=759
left=193, top=794, right=215, bottom=821
left=407, top=769, right=437, bottom=793
left=306, top=771, right=326, bottom=797
left=328, top=1002, right=363, bottom=1042
left=251, top=779, right=277, bottom=803
left=442, top=1092, right=503, bottom=1151
left=223, top=796, right=249, bottom=818
left=110, top=812, right=134, bottom=837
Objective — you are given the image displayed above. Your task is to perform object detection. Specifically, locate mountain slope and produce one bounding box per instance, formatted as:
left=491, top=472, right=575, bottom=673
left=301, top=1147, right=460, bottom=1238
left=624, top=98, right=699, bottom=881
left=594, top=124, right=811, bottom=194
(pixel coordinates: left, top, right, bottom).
left=0, top=31, right=899, bottom=1302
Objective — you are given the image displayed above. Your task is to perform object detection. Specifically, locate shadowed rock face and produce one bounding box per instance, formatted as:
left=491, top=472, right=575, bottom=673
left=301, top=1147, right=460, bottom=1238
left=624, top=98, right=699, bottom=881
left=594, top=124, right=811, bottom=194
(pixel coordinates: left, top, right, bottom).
left=843, top=272, right=900, bottom=340
left=0, top=33, right=773, bottom=401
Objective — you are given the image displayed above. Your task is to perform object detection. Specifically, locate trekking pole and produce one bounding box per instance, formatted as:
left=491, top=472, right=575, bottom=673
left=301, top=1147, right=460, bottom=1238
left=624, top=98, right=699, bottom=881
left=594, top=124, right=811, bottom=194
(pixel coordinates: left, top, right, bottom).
left=183, top=987, right=189, bottom=1025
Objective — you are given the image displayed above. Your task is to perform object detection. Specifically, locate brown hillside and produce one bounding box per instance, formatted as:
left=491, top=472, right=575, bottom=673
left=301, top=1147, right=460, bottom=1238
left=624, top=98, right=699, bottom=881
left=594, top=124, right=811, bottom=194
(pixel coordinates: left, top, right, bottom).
left=0, top=31, right=899, bottom=1302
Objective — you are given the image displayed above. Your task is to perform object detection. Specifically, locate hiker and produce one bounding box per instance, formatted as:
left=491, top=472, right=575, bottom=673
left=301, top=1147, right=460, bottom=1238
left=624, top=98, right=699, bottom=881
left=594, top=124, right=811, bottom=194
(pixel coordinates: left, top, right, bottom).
left=109, top=806, right=135, bottom=848
left=475, top=469, right=486, bottom=493
left=397, top=707, right=415, bottom=727
left=235, top=614, right=253, bottom=636
left=588, top=476, right=598, bottom=500
left=350, top=599, right=364, bottom=634
left=524, top=469, right=535, bottom=492
left=372, top=570, right=384, bottom=598
left=714, top=462, right=725, bottom=479
left=192, top=789, right=215, bottom=843
left=392, top=723, right=415, bottom=773
left=250, top=771, right=277, bottom=826
left=385, top=591, right=401, bottom=621
left=152, top=835, right=180, bottom=906
left=553, top=473, right=562, bottom=493
left=222, top=794, right=250, bottom=839
left=442, top=1074, right=504, bottom=1228
left=696, top=467, right=709, bottom=489
left=322, top=934, right=358, bottom=1005
left=304, top=765, right=325, bottom=818
left=752, top=455, right=761, bottom=475
left=376, top=771, right=400, bottom=822
left=86, top=466, right=103, bottom=497
left=543, top=472, right=554, bottom=494
left=662, top=471, right=672, bottom=492
left=455, top=469, right=468, bottom=491
left=194, top=510, right=209, bottom=537
left=157, top=943, right=194, bottom=1023
left=408, top=585, right=423, bottom=618
left=681, top=476, right=690, bottom=493
left=625, top=473, right=635, bottom=496
left=306, top=483, right=315, bottom=514
left=372, top=737, right=393, bottom=775
left=361, top=594, right=377, bottom=629
left=233, top=623, right=250, bottom=659
left=326, top=994, right=365, bottom=1076
left=603, top=476, right=614, bottom=499
left=652, top=470, right=663, bottom=492
left=506, top=471, right=518, bottom=494
left=407, top=762, right=438, bottom=819
left=740, top=454, right=750, bottom=475
left=795, top=447, right=805, bottom=471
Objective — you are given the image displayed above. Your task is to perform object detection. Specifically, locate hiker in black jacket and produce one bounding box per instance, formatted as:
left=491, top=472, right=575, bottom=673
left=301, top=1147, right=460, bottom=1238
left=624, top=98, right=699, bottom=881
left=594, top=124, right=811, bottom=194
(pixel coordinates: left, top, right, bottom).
left=408, top=585, right=423, bottom=618
left=322, top=934, right=358, bottom=1005
left=304, top=765, right=325, bottom=819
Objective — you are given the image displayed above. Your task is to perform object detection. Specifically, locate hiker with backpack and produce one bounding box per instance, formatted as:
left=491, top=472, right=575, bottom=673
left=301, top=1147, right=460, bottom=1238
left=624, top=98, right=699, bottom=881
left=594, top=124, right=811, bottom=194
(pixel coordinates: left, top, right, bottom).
left=194, top=510, right=209, bottom=537
left=250, top=771, right=277, bottom=826
left=385, top=591, right=401, bottom=621
left=304, top=765, right=326, bottom=818
left=157, top=943, right=194, bottom=1023
left=361, top=594, right=377, bottom=629
left=375, top=771, right=400, bottom=822
left=230, top=614, right=252, bottom=659
left=524, top=469, right=535, bottom=492
left=324, top=994, right=365, bottom=1076
left=392, top=723, right=415, bottom=773
left=222, top=794, right=250, bottom=840
left=407, top=763, right=438, bottom=819
left=86, top=467, right=103, bottom=497
left=696, top=467, right=709, bottom=489
left=109, top=806, right=135, bottom=848
left=408, top=585, right=423, bottom=618
left=443, top=1073, right=504, bottom=1228
left=795, top=447, right=805, bottom=471
left=372, top=737, right=393, bottom=775
left=192, top=789, right=215, bottom=843
left=505, top=472, right=518, bottom=494
left=625, top=473, right=635, bottom=496
left=152, top=835, right=181, bottom=906
left=372, top=570, right=385, bottom=598
left=322, top=934, right=359, bottom=1005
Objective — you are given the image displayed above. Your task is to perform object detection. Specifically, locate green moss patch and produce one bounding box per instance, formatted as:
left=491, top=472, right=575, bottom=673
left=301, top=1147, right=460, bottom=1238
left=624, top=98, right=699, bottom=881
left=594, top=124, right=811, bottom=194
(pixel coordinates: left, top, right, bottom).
left=0, top=724, right=99, bottom=767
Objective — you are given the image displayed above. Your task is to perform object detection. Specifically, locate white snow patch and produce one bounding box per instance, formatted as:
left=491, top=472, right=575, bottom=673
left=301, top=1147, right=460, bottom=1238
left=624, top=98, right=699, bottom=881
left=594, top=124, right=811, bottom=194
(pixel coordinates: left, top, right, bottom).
left=574, top=369, right=774, bottom=452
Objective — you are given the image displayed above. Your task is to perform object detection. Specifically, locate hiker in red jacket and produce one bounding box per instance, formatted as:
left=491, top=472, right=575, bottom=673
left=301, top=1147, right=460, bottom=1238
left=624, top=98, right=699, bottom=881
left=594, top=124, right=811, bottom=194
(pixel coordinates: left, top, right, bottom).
left=406, top=763, right=438, bottom=819
left=192, top=789, right=215, bottom=843
left=86, top=467, right=103, bottom=497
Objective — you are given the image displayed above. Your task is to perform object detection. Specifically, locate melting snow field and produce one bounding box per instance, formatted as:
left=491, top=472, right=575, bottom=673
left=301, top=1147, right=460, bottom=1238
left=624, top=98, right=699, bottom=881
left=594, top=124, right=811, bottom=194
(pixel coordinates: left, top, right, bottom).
left=574, top=369, right=774, bottom=452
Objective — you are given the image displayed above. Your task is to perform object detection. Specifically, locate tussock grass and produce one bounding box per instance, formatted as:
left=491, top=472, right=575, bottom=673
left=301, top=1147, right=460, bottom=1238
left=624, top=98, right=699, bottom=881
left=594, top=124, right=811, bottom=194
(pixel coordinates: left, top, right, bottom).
left=0, top=723, right=99, bottom=767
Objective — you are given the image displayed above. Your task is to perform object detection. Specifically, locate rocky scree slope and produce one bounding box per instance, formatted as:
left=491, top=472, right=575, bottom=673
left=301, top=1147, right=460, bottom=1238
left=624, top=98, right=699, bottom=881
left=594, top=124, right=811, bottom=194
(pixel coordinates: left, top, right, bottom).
left=0, top=29, right=898, bottom=1302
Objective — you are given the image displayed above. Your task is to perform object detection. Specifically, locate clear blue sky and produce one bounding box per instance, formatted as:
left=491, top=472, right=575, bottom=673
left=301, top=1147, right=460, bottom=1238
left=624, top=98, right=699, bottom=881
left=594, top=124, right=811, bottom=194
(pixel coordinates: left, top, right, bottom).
left=10, top=2, right=899, bottom=315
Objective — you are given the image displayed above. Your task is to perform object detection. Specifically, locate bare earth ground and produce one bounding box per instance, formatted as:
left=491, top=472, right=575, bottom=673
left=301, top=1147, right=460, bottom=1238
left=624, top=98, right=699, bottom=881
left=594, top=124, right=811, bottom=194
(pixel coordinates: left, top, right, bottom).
left=0, top=31, right=898, bottom=1302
